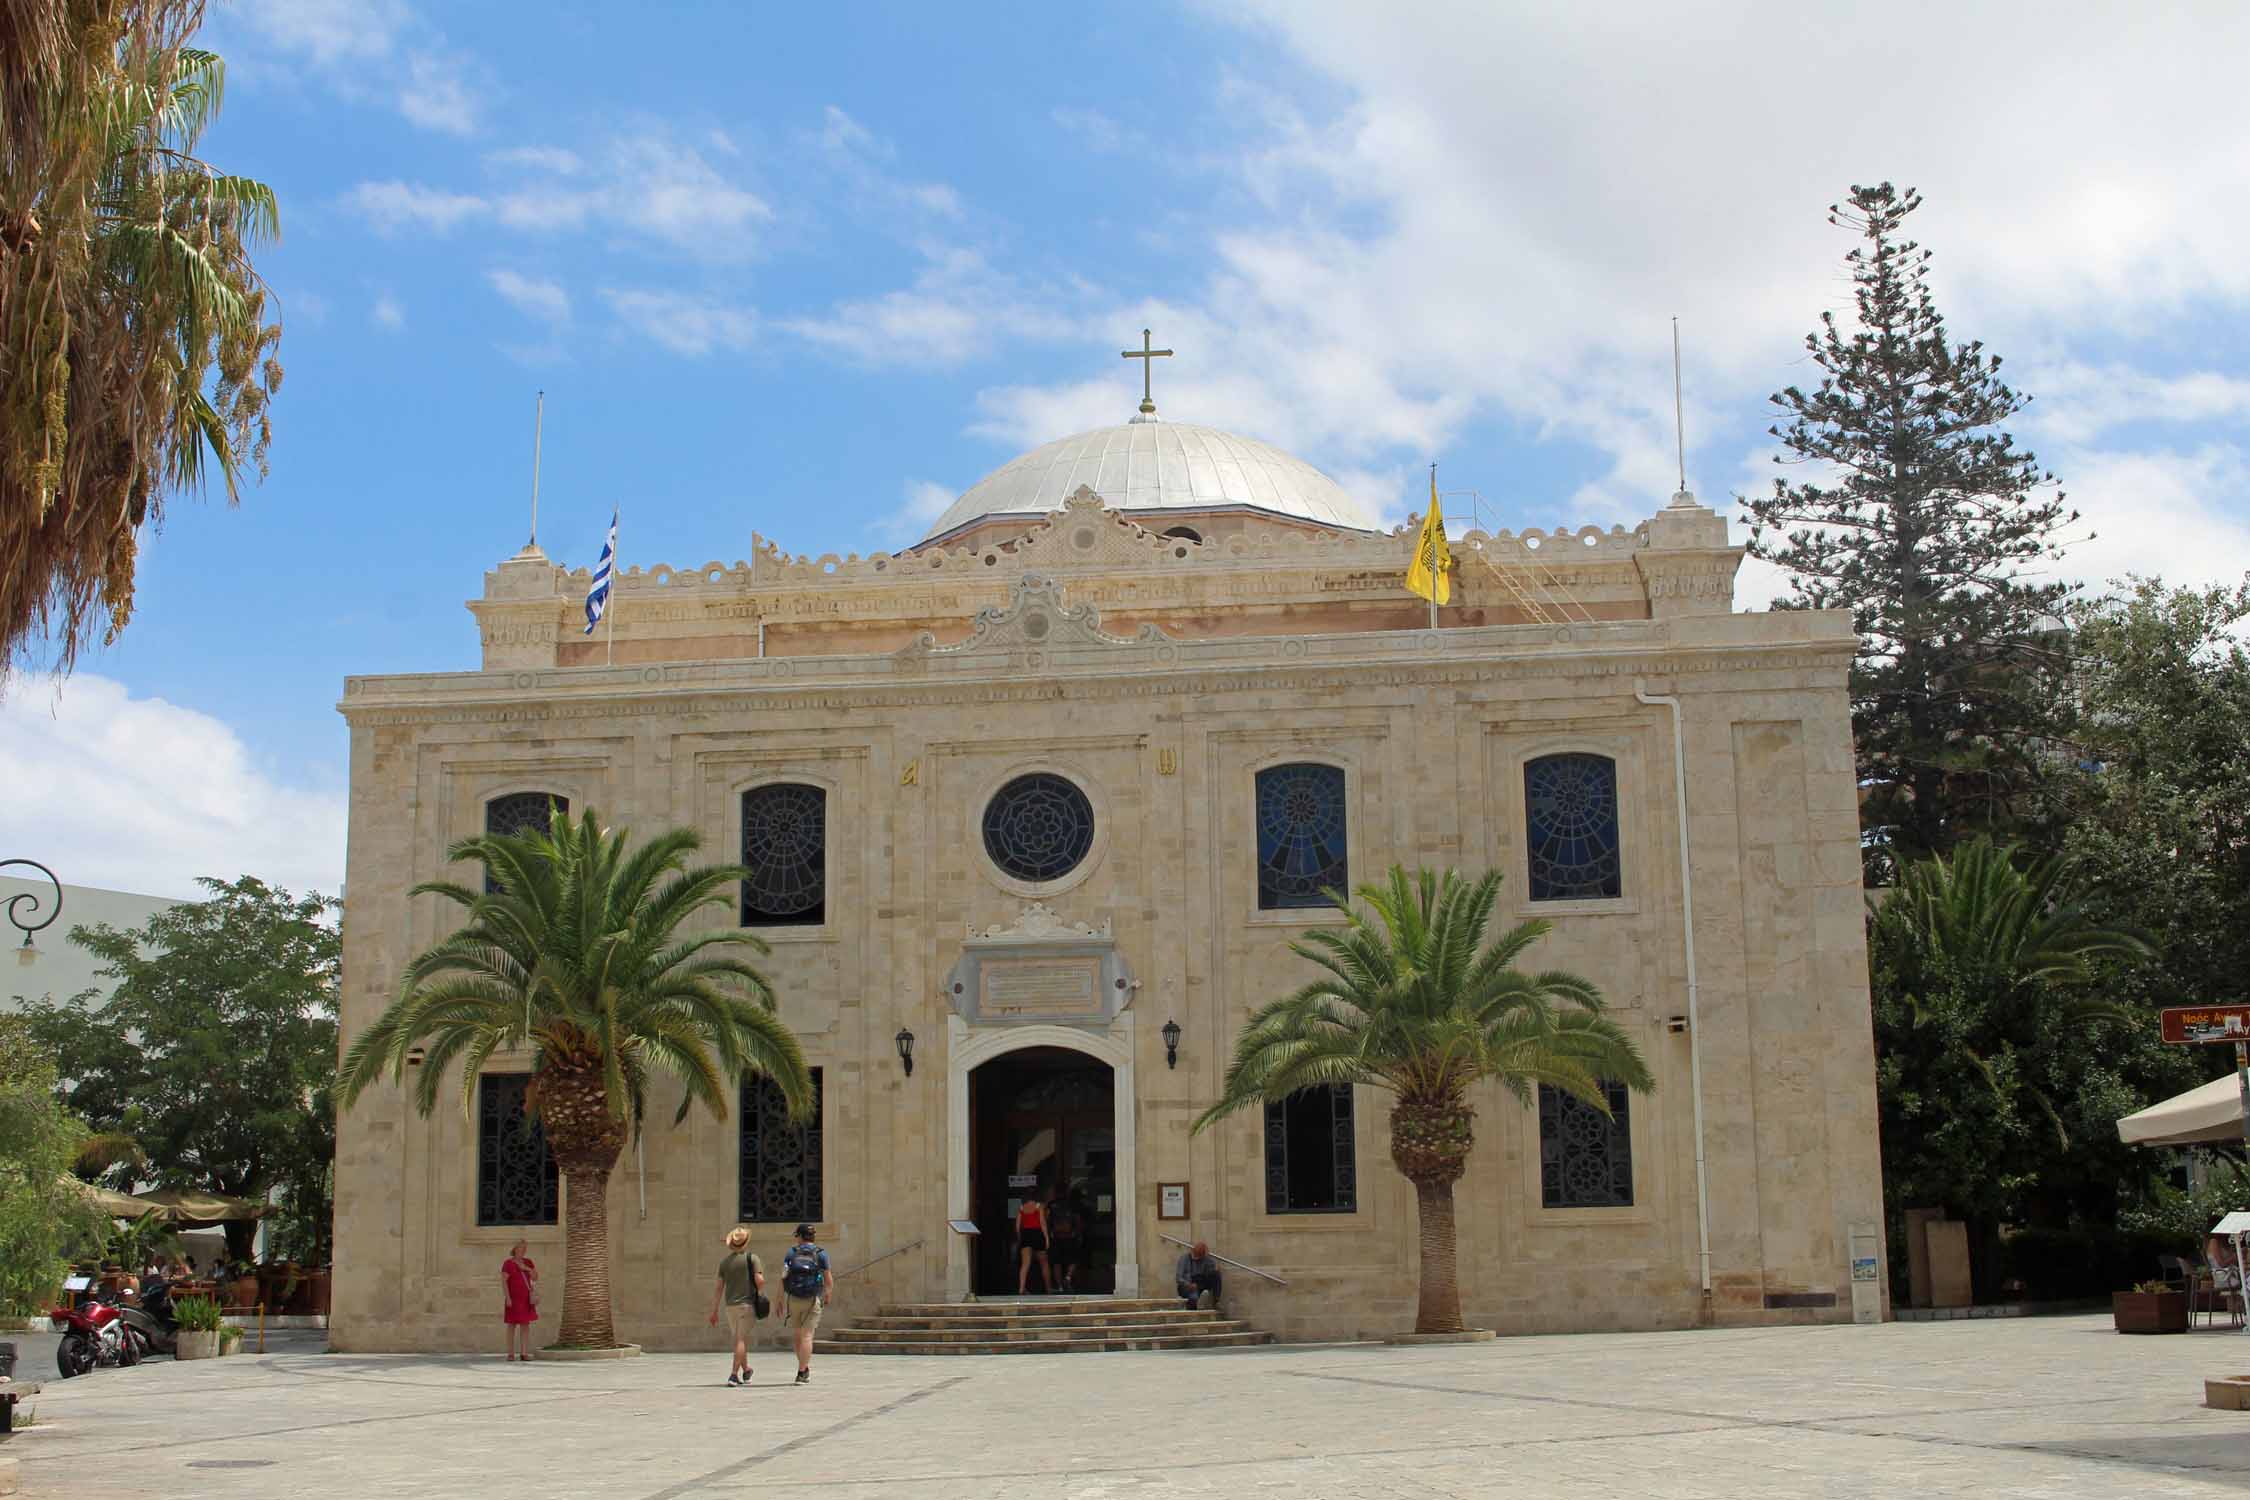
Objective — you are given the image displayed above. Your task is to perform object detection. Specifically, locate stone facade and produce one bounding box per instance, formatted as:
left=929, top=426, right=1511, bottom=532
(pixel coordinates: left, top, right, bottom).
left=331, top=485, right=1885, bottom=1350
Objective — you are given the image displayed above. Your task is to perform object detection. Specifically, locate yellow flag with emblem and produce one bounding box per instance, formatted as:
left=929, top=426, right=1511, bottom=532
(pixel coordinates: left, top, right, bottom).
left=1406, top=468, right=1452, bottom=606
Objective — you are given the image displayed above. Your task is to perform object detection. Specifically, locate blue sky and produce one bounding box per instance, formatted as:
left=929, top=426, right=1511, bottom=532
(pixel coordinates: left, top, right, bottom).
left=9, top=0, right=2250, bottom=900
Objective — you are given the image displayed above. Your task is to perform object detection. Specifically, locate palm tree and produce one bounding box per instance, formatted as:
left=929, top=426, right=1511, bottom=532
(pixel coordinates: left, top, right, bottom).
left=337, top=806, right=811, bottom=1350
left=1194, top=866, right=1652, bottom=1334
left=1, top=3, right=282, bottom=674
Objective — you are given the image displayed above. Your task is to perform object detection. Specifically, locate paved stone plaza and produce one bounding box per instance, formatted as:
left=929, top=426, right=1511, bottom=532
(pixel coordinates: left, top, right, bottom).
left=7, top=1315, right=2249, bottom=1497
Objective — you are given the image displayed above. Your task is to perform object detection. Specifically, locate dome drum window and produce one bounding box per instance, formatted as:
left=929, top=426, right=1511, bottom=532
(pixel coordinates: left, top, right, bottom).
left=982, top=773, right=1097, bottom=885
left=741, top=783, right=826, bottom=926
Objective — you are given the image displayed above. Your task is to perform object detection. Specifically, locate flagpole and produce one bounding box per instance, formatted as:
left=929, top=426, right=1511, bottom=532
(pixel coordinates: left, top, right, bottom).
left=605, top=505, right=618, bottom=667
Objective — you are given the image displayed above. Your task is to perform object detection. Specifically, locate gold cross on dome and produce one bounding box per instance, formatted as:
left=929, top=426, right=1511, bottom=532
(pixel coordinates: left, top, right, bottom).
left=1121, top=327, right=1173, bottom=416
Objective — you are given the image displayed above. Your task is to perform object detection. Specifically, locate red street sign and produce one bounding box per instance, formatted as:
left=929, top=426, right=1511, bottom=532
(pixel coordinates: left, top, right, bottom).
left=2161, top=1005, right=2250, bottom=1044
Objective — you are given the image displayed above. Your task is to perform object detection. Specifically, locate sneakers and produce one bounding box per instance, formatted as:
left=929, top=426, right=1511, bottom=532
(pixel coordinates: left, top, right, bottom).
left=1196, top=1290, right=1218, bottom=1311
left=726, top=1373, right=740, bottom=1387
left=794, top=1368, right=811, bottom=1385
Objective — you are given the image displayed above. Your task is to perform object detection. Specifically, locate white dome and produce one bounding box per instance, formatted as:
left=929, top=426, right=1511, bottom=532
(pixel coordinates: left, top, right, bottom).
left=923, top=419, right=1374, bottom=542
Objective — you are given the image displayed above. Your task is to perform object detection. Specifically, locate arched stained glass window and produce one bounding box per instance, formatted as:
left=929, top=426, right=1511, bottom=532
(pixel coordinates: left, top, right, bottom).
left=1524, top=753, right=1621, bottom=901
left=484, top=792, right=566, bottom=895
left=982, top=773, right=1096, bottom=884
left=1256, top=763, right=1348, bottom=909
left=741, top=783, right=826, bottom=926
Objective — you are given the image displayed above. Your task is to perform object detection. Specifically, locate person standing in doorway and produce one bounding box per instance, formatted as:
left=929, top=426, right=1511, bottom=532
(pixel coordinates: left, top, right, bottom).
left=707, top=1226, right=766, bottom=1387
left=1015, top=1190, right=1051, bottom=1294
left=781, top=1222, right=832, bottom=1385
left=1046, top=1186, right=1082, bottom=1293
left=501, top=1239, right=539, bottom=1360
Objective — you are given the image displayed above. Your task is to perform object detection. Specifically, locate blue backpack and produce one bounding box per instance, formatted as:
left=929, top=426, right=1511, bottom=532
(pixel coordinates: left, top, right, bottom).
left=783, top=1244, right=826, bottom=1299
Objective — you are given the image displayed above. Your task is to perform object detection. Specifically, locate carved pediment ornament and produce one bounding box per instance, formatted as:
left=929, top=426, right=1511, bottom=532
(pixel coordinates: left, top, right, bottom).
left=966, top=900, right=1114, bottom=943
left=894, top=574, right=1169, bottom=660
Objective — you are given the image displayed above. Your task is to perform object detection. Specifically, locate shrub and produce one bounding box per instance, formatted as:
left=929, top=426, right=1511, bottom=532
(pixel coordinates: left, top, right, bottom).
left=173, top=1295, right=223, bottom=1333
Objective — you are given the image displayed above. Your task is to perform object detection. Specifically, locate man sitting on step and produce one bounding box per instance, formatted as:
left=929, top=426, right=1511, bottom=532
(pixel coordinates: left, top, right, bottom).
left=1175, top=1241, right=1222, bottom=1311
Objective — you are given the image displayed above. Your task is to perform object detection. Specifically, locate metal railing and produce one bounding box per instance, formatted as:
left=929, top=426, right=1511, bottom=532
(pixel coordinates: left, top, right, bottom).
left=837, top=1239, right=924, bottom=1279
left=1160, top=1233, right=1290, bottom=1287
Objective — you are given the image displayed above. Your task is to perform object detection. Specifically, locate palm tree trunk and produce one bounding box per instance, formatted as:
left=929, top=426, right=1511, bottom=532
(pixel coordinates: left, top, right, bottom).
left=1412, top=1175, right=1464, bottom=1333
left=556, top=1164, right=615, bottom=1348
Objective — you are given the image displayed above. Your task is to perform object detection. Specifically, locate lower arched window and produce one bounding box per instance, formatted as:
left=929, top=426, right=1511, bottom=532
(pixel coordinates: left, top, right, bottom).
left=1255, top=763, right=1348, bottom=909
left=1539, top=1081, right=1633, bottom=1208
left=1524, top=753, right=1621, bottom=900
left=741, top=783, right=827, bottom=926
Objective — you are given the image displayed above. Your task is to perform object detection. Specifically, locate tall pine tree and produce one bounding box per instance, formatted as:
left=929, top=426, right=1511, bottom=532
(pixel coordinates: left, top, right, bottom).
left=1746, top=184, right=2077, bottom=880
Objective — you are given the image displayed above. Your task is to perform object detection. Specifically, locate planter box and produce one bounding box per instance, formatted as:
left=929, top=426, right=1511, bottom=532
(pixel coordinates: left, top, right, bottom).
left=2113, top=1290, right=2190, bottom=1334
left=176, top=1330, right=219, bottom=1361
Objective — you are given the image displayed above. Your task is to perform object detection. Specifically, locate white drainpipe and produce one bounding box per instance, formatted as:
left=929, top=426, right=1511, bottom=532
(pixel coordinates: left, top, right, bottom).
left=1636, top=679, right=1713, bottom=1300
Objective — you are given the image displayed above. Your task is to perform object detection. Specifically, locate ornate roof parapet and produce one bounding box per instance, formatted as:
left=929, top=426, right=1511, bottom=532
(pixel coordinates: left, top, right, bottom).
left=1630, top=488, right=1743, bottom=620
left=893, top=574, right=1167, bottom=669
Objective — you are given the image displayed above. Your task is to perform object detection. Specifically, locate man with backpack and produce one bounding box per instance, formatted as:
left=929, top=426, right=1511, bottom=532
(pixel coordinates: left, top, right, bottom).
left=780, top=1222, right=833, bottom=1385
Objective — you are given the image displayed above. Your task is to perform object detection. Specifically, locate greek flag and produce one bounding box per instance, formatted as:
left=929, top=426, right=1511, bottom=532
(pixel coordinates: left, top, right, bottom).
left=583, top=509, right=617, bottom=634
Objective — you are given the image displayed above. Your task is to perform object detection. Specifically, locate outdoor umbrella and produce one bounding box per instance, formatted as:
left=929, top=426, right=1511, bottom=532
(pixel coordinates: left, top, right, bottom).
left=130, top=1187, right=271, bottom=1224
left=2117, top=1075, right=2250, bottom=1147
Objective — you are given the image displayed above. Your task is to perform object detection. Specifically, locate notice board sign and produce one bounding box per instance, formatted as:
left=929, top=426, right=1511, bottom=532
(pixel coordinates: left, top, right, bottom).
left=2162, top=1005, right=2250, bottom=1044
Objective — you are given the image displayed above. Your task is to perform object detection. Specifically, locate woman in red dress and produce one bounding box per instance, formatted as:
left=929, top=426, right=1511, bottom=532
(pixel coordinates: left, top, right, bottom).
left=501, top=1240, right=539, bottom=1360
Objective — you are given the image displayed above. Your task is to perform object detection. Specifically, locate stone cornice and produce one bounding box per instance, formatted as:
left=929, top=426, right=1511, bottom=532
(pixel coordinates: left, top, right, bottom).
left=343, top=582, right=1855, bottom=726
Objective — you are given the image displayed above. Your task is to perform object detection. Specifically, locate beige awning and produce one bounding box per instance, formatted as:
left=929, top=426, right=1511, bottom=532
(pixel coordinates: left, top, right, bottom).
left=64, top=1178, right=169, bottom=1219
left=2118, top=1075, right=2249, bottom=1147
left=130, top=1187, right=271, bottom=1224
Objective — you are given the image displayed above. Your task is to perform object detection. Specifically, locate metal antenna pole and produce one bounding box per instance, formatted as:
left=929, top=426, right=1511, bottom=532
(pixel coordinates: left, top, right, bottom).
left=1671, top=318, right=1686, bottom=495
left=529, top=390, right=545, bottom=547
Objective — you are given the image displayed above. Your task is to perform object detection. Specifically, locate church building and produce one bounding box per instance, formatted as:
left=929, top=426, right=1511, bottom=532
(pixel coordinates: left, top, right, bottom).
left=331, top=368, right=1885, bottom=1349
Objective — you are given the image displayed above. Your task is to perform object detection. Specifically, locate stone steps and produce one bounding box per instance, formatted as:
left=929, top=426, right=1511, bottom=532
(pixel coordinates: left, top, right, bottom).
left=818, top=1296, right=1274, bottom=1356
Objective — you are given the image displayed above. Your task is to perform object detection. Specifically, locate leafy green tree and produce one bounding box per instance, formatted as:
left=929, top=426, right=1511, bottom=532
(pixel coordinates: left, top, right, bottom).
left=337, top=806, right=812, bottom=1351
left=0, top=3, right=283, bottom=673
left=25, top=877, right=338, bottom=1261
left=1871, top=838, right=2152, bottom=1279
left=1194, top=867, right=1651, bottom=1334
left=0, top=1016, right=100, bottom=1315
left=1745, top=184, right=2077, bottom=878
left=2041, top=577, right=2250, bottom=1017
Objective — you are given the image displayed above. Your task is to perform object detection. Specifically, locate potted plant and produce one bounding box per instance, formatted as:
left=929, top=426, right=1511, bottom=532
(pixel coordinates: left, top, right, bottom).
left=174, top=1295, right=222, bottom=1360
left=218, top=1324, right=244, bottom=1357
left=2113, top=1279, right=2190, bottom=1334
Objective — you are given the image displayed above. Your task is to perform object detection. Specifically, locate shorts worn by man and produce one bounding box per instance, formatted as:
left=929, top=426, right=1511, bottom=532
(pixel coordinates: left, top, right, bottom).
left=781, top=1222, right=834, bottom=1385
left=1176, top=1241, right=1222, bottom=1311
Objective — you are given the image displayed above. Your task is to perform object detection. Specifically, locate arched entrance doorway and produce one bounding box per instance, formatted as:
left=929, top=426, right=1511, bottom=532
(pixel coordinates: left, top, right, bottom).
left=969, top=1047, right=1117, bottom=1294
left=946, top=1017, right=1141, bottom=1298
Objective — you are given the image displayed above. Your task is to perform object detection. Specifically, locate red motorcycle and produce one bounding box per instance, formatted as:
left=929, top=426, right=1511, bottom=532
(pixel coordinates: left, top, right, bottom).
left=51, top=1275, right=137, bottom=1378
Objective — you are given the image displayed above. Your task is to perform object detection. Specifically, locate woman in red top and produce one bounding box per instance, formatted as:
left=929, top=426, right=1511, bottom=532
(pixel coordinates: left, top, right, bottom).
left=1015, top=1191, right=1052, bottom=1294
left=501, top=1240, right=539, bottom=1361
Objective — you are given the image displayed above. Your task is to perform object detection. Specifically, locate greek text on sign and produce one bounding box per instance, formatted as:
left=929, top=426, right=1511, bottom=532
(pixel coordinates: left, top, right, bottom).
left=2161, top=1005, right=2250, bottom=1044
left=982, top=958, right=1100, bottom=1018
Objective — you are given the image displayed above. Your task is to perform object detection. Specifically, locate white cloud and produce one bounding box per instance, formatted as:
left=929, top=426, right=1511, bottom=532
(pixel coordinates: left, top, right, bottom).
left=872, top=478, right=961, bottom=545
left=602, top=289, right=757, bottom=356
left=236, top=0, right=408, bottom=66
left=815, top=106, right=965, bottom=223
left=0, top=676, right=345, bottom=899
left=2048, top=445, right=2250, bottom=592
left=2021, top=363, right=2250, bottom=447
left=398, top=49, right=481, bottom=135
left=370, top=293, right=404, bottom=330
left=353, top=130, right=769, bottom=253
left=785, top=247, right=1081, bottom=367
left=485, top=145, right=583, bottom=176
left=1051, top=107, right=1124, bottom=153
left=487, top=269, right=570, bottom=326
left=348, top=180, right=488, bottom=234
